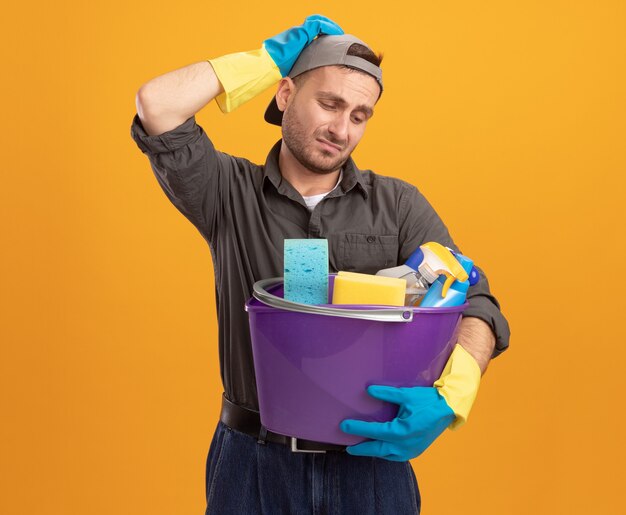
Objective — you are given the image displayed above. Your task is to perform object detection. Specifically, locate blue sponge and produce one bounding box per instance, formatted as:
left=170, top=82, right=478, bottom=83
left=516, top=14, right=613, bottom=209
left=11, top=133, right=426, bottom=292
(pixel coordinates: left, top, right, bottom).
left=284, top=239, right=329, bottom=305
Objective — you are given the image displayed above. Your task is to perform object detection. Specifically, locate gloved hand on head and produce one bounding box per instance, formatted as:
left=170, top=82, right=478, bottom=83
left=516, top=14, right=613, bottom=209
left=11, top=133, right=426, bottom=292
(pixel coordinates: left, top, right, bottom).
left=340, top=344, right=481, bottom=462
left=207, top=14, right=343, bottom=113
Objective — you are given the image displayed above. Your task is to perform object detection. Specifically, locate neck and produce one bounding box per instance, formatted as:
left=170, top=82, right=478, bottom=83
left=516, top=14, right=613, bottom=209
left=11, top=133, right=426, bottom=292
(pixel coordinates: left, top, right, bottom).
left=278, top=142, right=341, bottom=197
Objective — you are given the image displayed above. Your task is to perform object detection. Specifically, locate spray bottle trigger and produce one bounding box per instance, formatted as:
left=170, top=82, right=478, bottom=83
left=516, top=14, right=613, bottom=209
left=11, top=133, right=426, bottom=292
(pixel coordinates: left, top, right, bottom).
left=441, top=274, right=456, bottom=298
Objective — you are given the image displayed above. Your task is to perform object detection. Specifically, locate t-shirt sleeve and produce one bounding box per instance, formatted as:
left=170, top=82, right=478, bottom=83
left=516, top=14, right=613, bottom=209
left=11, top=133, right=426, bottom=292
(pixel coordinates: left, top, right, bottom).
left=397, top=184, right=511, bottom=358
left=130, top=112, right=231, bottom=245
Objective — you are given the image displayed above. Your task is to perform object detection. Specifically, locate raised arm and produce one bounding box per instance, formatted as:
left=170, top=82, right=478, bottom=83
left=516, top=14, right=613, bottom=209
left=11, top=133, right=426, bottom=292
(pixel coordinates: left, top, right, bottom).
left=135, top=14, right=344, bottom=137
left=136, top=61, right=223, bottom=136
left=130, top=15, right=345, bottom=243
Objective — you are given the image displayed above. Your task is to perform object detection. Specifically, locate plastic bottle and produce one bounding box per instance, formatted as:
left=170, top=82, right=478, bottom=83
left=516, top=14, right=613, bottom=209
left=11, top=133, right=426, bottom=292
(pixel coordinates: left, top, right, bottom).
left=419, top=252, right=476, bottom=307
left=377, top=242, right=474, bottom=306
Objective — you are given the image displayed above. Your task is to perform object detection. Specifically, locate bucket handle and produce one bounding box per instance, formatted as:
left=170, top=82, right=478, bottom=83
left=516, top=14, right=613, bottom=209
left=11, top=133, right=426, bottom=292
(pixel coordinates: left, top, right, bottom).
left=252, top=277, right=414, bottom=323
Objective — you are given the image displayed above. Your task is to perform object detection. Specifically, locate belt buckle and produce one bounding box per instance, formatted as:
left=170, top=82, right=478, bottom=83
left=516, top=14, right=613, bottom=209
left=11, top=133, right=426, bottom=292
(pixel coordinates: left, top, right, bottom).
left=290, top=437, right=326, bottom=454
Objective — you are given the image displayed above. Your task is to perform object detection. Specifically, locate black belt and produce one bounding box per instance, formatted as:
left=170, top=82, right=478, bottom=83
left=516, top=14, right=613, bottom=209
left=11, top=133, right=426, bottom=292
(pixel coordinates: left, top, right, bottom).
left=219, top=393, right=346, bottom=453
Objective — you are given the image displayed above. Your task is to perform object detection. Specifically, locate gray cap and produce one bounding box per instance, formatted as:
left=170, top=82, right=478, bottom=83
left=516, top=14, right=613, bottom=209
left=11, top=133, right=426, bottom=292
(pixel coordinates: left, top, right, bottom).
left=264, top=34, right=383, bottom=126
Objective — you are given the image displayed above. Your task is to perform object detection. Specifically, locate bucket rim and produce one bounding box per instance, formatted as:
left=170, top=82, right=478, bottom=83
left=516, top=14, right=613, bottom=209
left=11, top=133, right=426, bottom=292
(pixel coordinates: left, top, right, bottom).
left=245, top=275, right=469, bottom=317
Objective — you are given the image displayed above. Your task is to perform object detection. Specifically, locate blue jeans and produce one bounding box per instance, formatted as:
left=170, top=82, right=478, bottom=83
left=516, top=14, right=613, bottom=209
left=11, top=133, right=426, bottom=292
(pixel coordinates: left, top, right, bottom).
left=205, top=421, right=421, bottom=514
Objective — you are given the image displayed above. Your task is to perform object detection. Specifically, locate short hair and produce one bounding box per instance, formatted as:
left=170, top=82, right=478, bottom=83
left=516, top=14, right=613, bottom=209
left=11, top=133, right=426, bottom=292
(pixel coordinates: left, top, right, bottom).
left=344, top=42, right=384, bottom=67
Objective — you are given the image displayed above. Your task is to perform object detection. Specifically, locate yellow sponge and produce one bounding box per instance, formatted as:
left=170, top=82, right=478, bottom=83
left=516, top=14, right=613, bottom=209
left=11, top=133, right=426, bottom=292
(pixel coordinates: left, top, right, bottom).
left=332, top=271, right=407, bottom=306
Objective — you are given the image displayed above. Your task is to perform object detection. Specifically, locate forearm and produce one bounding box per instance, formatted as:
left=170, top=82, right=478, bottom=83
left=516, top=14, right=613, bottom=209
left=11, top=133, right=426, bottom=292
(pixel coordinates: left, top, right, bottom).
left=456, top=316, right=496, bottom=375
left=136, top=60, right=223, bottom=136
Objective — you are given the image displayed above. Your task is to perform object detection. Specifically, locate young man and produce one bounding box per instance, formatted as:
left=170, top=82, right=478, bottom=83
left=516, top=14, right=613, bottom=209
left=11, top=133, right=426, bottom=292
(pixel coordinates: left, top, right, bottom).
left=131, top=15, right=510, bottom=515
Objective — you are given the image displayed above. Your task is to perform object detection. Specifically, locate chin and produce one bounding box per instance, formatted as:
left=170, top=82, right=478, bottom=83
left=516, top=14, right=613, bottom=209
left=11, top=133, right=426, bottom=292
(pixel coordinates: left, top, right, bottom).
left=319, top=149, right=348, bottom=164
left=300, top=158, right=336, bottom=174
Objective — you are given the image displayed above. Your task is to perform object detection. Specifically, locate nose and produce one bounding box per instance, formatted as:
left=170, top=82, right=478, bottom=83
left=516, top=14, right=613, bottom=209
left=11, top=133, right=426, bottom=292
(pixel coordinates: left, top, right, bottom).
left=327, top=113, right=349, bottom=143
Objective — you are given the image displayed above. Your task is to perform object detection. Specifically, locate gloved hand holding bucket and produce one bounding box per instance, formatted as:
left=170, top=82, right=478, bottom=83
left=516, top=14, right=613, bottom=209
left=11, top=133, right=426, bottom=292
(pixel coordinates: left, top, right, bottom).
left=340, top=344, right=481, bottom=461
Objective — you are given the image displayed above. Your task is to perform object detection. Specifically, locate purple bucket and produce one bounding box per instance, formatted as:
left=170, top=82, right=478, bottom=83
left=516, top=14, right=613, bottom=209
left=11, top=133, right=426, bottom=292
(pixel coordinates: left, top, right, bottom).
left=245, top=274, right=467, bottom=446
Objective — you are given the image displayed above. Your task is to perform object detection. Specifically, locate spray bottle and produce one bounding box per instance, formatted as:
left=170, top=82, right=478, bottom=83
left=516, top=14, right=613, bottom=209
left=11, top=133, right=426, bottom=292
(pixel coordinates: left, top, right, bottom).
left=376, top=242, right=471, bottom=306
left=419, top=251, right=478, bottom=307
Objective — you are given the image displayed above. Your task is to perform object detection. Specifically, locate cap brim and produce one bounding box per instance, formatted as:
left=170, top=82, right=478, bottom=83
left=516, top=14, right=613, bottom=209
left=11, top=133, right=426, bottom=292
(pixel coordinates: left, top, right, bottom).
left=264, top=96, right=283, bottom=126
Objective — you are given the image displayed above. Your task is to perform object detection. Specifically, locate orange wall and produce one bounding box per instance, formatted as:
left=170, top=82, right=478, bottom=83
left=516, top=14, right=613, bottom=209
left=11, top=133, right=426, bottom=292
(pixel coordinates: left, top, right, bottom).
left=2, top=1, right=625, bottom=513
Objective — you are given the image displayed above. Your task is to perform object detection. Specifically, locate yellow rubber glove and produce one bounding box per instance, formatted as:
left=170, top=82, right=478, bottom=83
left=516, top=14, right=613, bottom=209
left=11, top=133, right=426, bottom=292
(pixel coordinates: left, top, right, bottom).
left=207, top=15, right=343, bottom=113
left=208, top=48, right=282, bottom=114
left=433, top=343, right=482, bottom=430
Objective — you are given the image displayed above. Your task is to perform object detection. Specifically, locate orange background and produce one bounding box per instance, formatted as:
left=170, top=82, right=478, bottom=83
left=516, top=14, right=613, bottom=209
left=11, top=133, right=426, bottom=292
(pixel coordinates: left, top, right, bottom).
left=2, top=1, right=625, bottom=513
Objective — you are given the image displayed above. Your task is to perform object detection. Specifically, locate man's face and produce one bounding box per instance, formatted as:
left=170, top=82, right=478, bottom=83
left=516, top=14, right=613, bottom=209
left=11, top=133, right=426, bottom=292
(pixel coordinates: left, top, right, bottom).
left=279, top=66, right=380, bottom=174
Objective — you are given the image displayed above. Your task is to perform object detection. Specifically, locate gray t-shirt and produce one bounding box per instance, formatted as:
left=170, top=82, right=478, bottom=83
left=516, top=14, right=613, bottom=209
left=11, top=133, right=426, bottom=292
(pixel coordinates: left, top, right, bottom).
left=130, top=113, right=511, bottom=410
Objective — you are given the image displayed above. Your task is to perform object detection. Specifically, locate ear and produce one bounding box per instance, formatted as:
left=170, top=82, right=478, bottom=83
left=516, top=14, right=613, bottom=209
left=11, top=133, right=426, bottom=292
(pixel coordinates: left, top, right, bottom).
left=275, top=77, right=296, bottom=113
